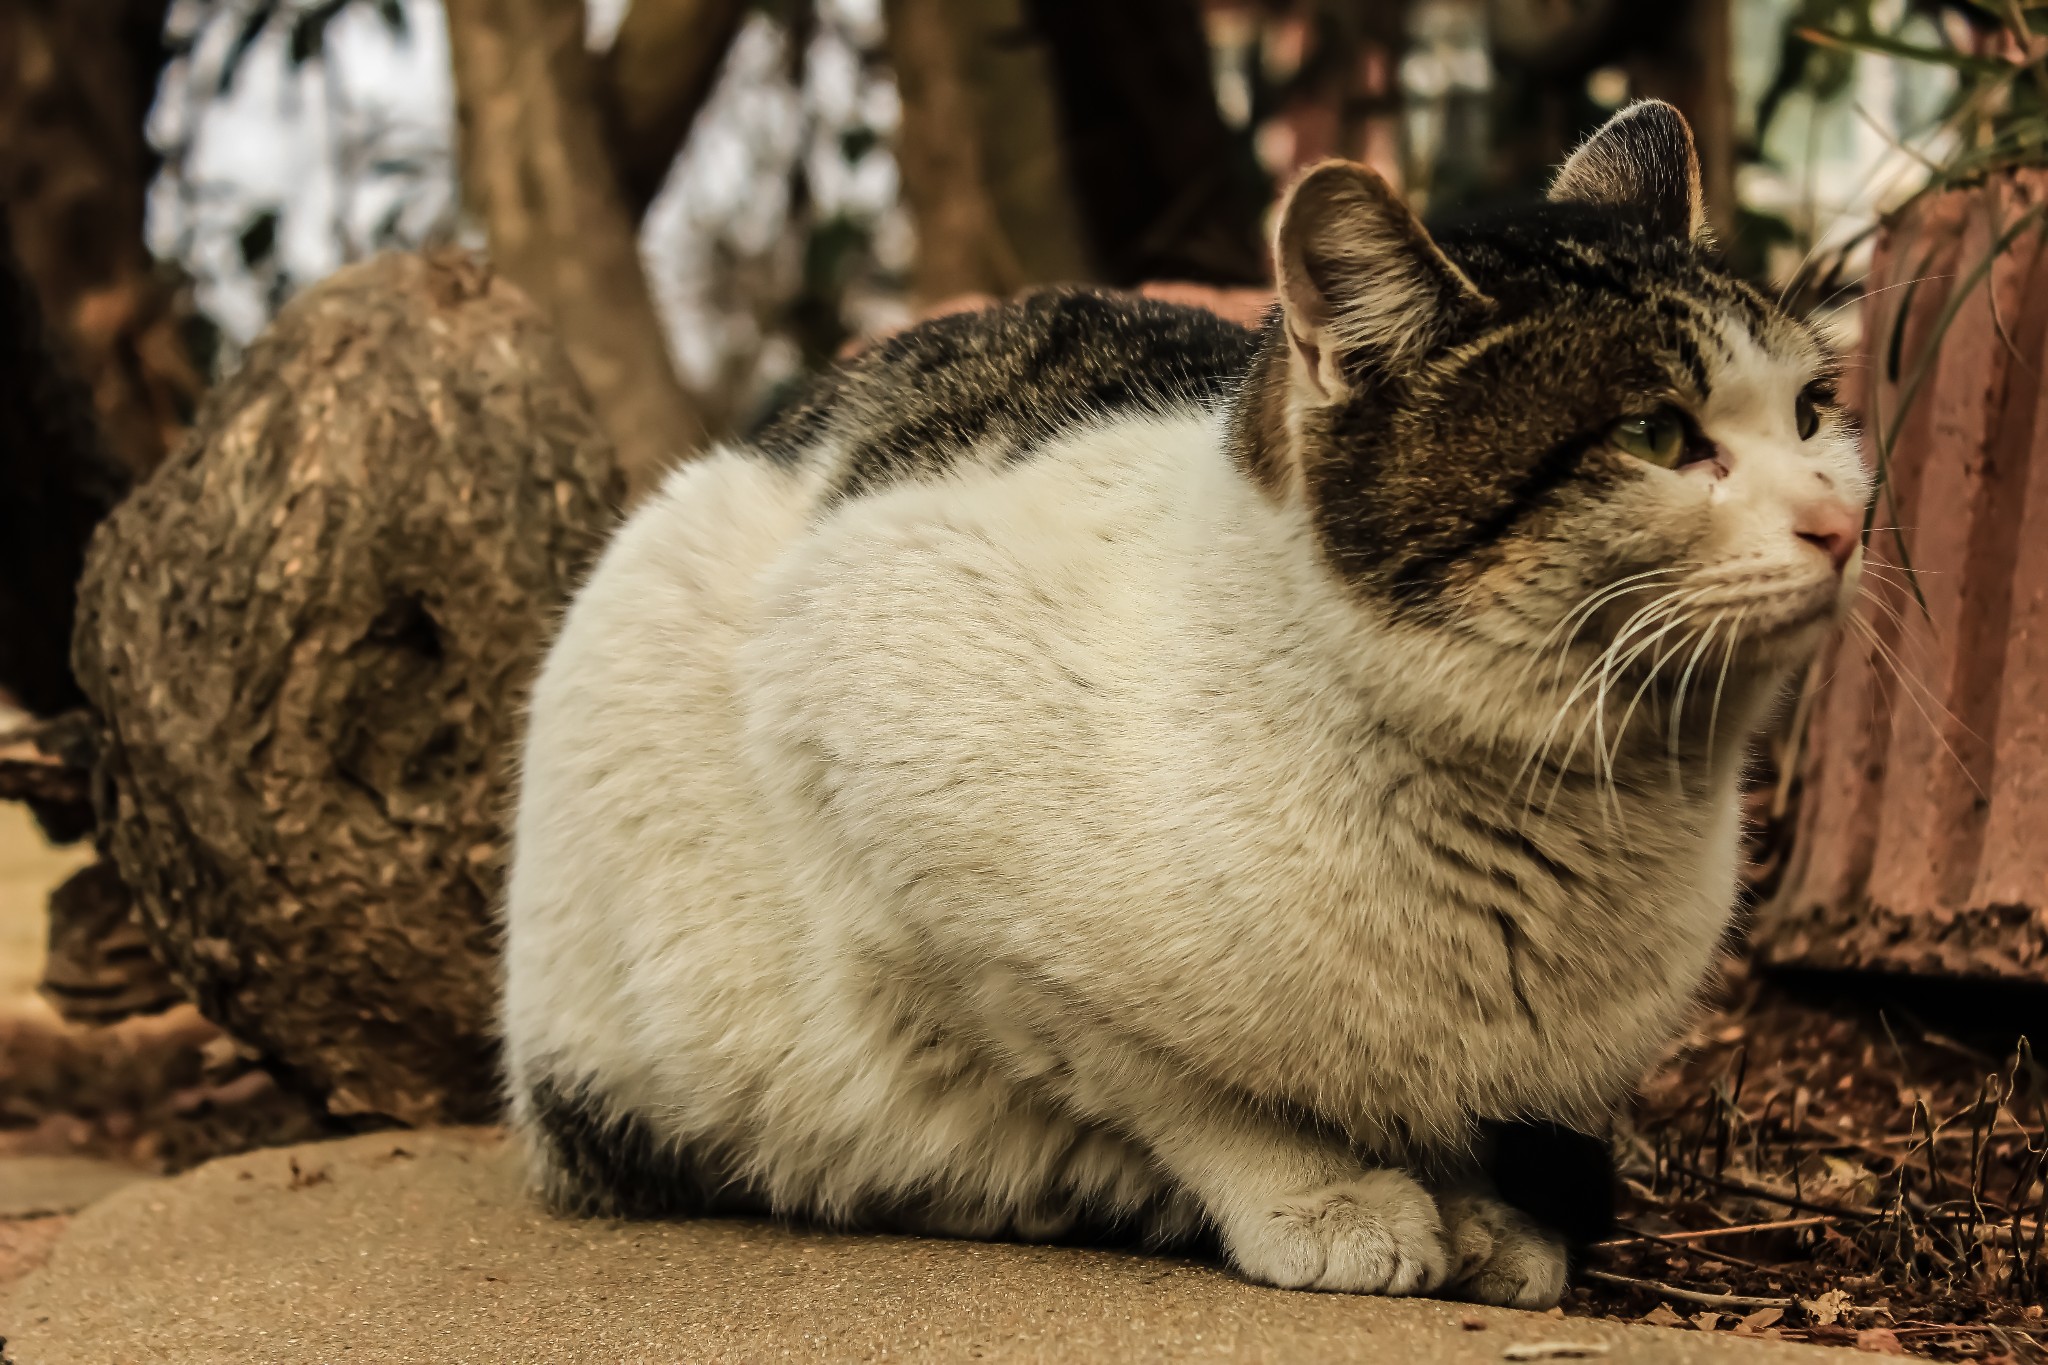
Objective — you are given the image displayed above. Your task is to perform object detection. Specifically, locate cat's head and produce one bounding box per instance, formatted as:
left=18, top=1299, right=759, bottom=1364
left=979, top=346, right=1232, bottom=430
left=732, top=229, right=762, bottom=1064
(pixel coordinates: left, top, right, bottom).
left=1251, top=101, right=1868, bottom=695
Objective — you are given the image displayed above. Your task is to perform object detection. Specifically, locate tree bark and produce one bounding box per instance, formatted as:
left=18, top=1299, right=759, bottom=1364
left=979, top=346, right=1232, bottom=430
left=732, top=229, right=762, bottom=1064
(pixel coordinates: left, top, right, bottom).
left=882, top=0, right=1096, bottom=303
left=600, top=0, right=750, bottom=219
left=443, top=0, right=705, bottom=500
left=0, top=0, right=201, bottom=478
left=72, top=250, right=624, bottom=1126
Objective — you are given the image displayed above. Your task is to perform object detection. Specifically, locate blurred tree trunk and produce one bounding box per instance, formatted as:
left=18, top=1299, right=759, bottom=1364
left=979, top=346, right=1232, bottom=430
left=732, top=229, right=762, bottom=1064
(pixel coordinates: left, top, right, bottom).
left=0, top=208, right=130, bottom=723
left=1631, top=0, right=1735, bottom=240
left=884, top=0, right=1269, bottom=302
left=444, top=0, right=707, bottom=499
left=0, top=0, right=201, bottom=479
left=882, top=0, right=1096, bottom=303
left=1487, top=0, right=1734, bottom=236
left=601, top=0, right=751, bottom=218
left=1024, top=0, right=1268, bottom=286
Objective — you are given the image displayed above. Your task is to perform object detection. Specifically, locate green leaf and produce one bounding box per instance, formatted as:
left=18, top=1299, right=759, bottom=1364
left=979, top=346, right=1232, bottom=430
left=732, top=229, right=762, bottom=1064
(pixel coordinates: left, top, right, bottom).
left=1795, top=26, right=2013, bottom=78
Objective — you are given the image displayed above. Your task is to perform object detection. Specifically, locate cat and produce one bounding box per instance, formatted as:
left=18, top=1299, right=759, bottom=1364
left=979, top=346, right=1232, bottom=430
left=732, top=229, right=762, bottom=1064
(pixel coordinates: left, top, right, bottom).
left=500, top=100, right=1867, bottom=1308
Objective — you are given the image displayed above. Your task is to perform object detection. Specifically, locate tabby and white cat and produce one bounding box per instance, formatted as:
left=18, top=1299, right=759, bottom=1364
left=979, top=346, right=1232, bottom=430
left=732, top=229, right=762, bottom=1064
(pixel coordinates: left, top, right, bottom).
left=501, top=101, right=1866, bottom=1308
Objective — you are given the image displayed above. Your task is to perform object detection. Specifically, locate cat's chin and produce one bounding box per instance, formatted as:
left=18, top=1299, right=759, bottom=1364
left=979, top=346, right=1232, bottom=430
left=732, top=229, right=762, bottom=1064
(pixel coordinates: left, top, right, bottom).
left=1733, top=597, right=1846, bottom=670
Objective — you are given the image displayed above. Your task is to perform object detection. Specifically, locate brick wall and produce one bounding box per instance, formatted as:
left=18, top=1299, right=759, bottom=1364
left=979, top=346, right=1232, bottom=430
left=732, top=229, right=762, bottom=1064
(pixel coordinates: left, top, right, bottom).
left=1758, top=171, right=2048, bottom=980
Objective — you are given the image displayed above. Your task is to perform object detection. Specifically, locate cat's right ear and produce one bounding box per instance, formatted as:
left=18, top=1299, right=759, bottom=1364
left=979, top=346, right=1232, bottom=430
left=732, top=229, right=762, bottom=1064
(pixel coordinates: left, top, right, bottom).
left=1274, top=161, right=1490, bottom=404
left=1548, top=100, right=1709, bottom=244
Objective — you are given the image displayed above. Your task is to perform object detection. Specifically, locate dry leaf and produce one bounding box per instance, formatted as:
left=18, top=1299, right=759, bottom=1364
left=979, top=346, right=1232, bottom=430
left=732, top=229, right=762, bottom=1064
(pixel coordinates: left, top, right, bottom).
left=1502, top=1345, right=1611, bottom=1361
left=1641, top=1305, right=1685, bottom=1329
left=1801, top=1289, right=1852, bottom=1327
left=1854, top=1327, right=1905, bottom=1355
left=1690, top=1311, right=1723, bottom=1332
left=1739, top=1307, right=1784, bottom=1332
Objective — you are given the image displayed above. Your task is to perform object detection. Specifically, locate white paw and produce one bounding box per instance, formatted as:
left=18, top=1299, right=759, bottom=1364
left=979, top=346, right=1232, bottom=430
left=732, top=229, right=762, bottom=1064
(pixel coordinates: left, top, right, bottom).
left=1223, top=1169, right=1449, bottom=1295
left=1440, top=1192, right=1569, bottom=1308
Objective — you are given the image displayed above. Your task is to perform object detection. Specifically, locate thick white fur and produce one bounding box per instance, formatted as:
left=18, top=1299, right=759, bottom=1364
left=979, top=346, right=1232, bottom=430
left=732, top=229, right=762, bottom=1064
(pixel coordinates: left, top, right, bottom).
left=503, top=298, right=1866, bottom=1308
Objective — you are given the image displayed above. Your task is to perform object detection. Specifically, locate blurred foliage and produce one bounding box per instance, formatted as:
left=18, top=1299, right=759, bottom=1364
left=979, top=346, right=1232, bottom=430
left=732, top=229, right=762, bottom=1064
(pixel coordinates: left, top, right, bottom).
left=1797, top=0, right=2048, bottom=194
left=153, top=0, right=458, bottom=363
left=211, top=0, right=408, bottom=95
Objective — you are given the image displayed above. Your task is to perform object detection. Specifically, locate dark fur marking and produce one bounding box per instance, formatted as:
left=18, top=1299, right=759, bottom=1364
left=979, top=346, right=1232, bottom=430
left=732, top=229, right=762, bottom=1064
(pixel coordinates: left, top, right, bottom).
left=751, top=289, right=1259, bottom=503
left=750, top=200, right=1804, bottom=624
left=528, top=1075, right=771, bottom=1220
left=1491, top=910, right=1539, bottom=1029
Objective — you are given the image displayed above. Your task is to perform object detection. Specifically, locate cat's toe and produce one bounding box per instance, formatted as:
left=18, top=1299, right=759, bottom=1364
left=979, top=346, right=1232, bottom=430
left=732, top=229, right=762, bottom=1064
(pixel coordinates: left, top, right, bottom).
left=1227, top=1169, right=1449, bottom=1295
left=1440, top=1193, right=1568, bottom=1309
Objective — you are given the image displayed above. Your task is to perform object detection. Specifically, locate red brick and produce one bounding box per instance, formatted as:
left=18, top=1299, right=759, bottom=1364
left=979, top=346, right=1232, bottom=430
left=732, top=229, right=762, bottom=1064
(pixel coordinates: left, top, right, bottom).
left=1760, top=172, right=2048, bottom=980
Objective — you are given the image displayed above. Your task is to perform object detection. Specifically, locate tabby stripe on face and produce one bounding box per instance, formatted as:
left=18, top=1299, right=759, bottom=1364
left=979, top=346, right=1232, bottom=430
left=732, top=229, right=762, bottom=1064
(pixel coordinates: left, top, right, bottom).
left=1669, top=327, right=1711, bottom=397
left=1655, top=289, right=1745, bottom=362
left=1435, top=317, right=1548, bottom=391
left=1389, top=430, right=1610, bottom=596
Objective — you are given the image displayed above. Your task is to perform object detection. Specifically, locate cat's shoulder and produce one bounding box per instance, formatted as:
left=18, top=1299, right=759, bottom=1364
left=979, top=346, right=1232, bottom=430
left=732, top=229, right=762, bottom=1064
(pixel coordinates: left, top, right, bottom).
left=749, top=287, right=1263, bottom=502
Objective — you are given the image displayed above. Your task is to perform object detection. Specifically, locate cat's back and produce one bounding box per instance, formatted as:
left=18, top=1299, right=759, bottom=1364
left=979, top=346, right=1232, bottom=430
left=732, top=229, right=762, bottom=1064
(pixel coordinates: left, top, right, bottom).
left=752, top=287, right=1258, bottom=502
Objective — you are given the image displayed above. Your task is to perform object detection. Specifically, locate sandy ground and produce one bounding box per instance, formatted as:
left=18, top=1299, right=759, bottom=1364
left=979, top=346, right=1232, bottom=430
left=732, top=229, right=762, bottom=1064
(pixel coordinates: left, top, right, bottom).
left=0, top=721, right=150, bottom=1302
left=0, top=1127, right=1844, bottom=1365
left=0, top=798, right=91, bottom=1020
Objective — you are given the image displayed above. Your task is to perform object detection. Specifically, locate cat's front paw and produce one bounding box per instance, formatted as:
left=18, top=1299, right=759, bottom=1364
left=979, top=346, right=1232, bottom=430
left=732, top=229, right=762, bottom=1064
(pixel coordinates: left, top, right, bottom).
left=1441, top=1191, right=1569, bottom=1308
left=1223, top=1169, right=1449, bottom=1294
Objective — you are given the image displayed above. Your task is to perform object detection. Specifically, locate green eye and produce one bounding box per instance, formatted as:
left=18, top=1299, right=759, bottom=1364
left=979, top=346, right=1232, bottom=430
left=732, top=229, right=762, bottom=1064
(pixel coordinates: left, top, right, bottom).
left=1610, top=406, right=1690, bottom=468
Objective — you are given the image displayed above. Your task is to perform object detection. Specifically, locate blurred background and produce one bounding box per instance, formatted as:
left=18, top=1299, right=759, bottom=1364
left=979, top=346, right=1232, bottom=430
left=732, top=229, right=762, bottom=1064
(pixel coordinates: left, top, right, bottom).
left=0, top=0, right=1980, bottom=482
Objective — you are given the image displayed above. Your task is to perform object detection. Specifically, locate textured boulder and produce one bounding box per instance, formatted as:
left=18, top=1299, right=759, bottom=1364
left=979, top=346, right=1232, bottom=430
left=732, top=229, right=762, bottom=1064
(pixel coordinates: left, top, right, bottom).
left=72, top=251, right=624, bottom=1123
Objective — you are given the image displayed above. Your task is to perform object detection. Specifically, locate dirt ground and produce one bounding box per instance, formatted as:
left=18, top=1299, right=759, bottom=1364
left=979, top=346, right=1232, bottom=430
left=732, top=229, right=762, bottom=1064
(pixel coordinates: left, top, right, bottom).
left=3, top=1126, right=1844, bottom=1365
left=1578, top=959, right=2048, bottom=1361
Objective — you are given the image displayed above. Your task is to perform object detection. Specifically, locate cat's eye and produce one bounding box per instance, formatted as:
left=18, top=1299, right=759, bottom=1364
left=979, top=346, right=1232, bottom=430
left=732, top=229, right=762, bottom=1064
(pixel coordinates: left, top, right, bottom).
left=1795, top=381, right=1831, bottom=441
left=1610, top=406, right=1691, bottom=468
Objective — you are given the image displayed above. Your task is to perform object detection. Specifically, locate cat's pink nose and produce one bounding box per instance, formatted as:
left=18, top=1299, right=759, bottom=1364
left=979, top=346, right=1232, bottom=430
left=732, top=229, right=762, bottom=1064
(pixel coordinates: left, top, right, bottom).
left=1794, top=500, right=1858, bottom=573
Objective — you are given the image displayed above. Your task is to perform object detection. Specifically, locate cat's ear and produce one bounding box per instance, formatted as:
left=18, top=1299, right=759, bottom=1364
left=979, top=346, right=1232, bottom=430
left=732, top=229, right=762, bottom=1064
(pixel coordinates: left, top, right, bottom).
left=1274, top=160, right=1491, bottom=403
left=1548, top=100, right=1709, bottom=244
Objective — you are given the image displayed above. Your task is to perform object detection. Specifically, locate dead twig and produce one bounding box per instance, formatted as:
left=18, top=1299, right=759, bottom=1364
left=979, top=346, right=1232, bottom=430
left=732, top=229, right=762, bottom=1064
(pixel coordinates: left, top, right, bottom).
left=1665, top=1163, right=1889, bottom=1222
left=1597, top=1217, right=1833, bottom=1247
left=1579, top=1267, right=1796, bottom=1312
left=1590, top=1227, right=1788, bottom=1275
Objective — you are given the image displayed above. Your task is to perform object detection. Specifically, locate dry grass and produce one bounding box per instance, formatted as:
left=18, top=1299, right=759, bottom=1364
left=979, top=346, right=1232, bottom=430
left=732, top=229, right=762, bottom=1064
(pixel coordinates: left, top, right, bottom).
left=1570, top=959, right=2048, bottom=1360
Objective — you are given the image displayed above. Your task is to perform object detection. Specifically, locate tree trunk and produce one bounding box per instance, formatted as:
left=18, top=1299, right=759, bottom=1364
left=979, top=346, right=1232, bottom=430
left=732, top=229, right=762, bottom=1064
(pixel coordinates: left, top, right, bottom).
left=1023, top=0, right=1268, bottom=287
left=1629, top=0, right=1735, bottom=240
left=0, top=209, right=130, bottom=724
left=72, top=250, right=623, bottom=1126
left=600, top=0, right=750, bottom=219
left=0, top=0, right=200, bottom=478
left=443, top=0, right=705, bottom=500
left=882, top=0, right=1096, bottom=303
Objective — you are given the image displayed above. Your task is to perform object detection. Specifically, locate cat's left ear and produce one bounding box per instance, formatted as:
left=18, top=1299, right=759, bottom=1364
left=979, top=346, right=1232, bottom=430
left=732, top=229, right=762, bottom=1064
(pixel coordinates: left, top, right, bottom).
left=1548, top=100, right=1710, bottom=244
left=1275, top=161, right=1492, bottom=403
